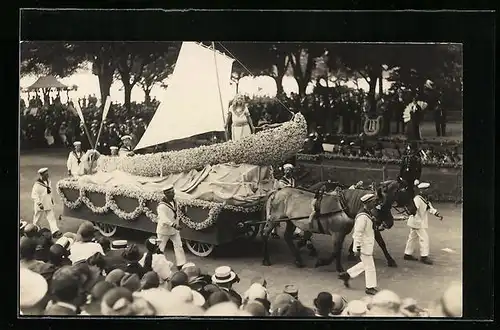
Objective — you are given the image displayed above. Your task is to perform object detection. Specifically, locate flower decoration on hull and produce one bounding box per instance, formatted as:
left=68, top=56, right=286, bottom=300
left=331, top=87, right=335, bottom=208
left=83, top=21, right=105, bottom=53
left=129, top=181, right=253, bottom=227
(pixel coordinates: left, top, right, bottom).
left=97, top=113, right=308, bottom=177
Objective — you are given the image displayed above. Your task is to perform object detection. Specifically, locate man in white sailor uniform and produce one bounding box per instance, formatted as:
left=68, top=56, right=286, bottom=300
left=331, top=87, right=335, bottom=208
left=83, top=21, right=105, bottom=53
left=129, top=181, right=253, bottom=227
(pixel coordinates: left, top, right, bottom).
left=338, top=193, right=380, bottom=295
left=404, top=182, right=443, bottom=265
left=155, top=185, right=187, bottom=270
left=66, top=141, right=84, bottom=177
left=31, top=168, right=61, bottom=237
left=118, top=135, right=135, bottom=157
left=109, top=146, right=119, bottom=157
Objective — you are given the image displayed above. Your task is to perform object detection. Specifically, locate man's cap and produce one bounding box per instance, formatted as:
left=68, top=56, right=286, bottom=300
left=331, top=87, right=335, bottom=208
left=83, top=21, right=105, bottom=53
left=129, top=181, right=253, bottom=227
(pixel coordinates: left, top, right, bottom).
left=73, top=141, right=81, bottom=146
left=20, top=267, right=48, bottom=308
left=120, top=135, right=132, bottom=141
left=90, top=281, right=116, bottom=301
left=283, top=164, right=294, bottom=171
left=110, top=146, right=118, bottom=150
left=414, top=179, right=420, bottom=186
left=55, top=237, right=74, bottom=250
left=140, top=271, right=160, bottom=291
left=417, top=182, right=431, bottom=189
left=169, top=271, right=189, bottom=288
left=101, top=287, right=134, bottom=315
left=162, top=185, right=174, bottom=193
left=105, top=269, right=127, bottom=286
left=360, top=193, right=376, bottom=203
left=37, top=167, right=48, bottom=174
left=111, top=239, right=128, bottom=250
left=120, top=273, right=141, bottom=292
left=314, top=292, right=334, bottom=309
left=283, top=284, right=298, bottom=296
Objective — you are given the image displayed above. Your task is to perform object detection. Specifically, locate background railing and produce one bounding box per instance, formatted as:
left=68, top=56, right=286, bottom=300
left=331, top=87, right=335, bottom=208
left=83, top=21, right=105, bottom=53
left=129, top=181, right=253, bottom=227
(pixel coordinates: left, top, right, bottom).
left=296, top=158, right=462, bottom=203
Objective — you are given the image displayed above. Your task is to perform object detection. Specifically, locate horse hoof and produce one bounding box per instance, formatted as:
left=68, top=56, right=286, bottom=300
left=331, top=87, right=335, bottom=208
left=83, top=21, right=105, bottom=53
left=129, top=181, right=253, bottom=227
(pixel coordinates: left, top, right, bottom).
left=295, top=261, right=305, bottom=268
left=388, top=260, right=398, bottom=268
left=347, top=254, right=358, bottom=261
left=262, top=260, right=271, bottom=266
left=314, top=259, right=326, bottom=268
left=309, top=250, right=318, bottom=257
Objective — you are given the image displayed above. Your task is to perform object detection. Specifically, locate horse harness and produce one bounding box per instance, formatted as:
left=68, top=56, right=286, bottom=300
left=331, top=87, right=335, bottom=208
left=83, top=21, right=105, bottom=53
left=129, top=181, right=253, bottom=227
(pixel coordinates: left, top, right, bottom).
left=312, top=188, right=351, bottom=234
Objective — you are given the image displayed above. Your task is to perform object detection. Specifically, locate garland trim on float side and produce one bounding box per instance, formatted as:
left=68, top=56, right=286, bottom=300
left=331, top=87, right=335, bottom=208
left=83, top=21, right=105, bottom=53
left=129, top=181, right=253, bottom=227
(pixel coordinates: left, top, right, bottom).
left=56, top=179, right=262, bottom=230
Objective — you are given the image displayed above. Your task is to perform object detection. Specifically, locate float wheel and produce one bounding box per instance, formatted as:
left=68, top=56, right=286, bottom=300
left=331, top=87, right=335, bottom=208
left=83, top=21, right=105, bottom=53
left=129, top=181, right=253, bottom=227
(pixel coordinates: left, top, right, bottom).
left=93, top=222, right=117, bottom=237
left=184, top=240, right=215, bottom=257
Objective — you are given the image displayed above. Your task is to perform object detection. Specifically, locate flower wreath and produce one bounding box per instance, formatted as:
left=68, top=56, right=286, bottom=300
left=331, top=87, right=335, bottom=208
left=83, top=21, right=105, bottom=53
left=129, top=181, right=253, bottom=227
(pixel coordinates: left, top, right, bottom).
left=56, top=179, right=263, bottom=230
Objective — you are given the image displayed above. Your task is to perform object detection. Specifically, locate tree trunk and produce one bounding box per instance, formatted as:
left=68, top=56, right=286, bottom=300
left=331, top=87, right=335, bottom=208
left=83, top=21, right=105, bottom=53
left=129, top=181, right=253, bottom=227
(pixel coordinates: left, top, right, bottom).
left=98, top=73, right=113, bottom=104
left=144, top=88, right=151, bottom=105
left=123, top=82, right=133, bottom=113
left=378, top=71, right=383, bottom=97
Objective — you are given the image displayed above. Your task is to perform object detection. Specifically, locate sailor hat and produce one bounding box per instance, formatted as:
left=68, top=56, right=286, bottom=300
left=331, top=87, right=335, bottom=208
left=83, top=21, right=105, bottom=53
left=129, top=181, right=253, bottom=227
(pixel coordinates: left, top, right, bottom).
left=110, top=146, right=118, bottom=150
left=109, top=123, right=116, bottom=127
left=283, top=164, right=294, bottom=171
left=111, top=240, right=128, bottom=250
left=73, top=141, right=81, bottom=146
left=55, top=237, right=74, bottom=250
left=414, top=179, right=420, bottom=186
left=360, top=193, right=376, bottom=203
left=37, top=167, right=48, bottom=174
left=162, top=185, right=174, bottom=193
left=417, top=182, right=431, bottom=189
left=121, top=135, right=132, bottom=141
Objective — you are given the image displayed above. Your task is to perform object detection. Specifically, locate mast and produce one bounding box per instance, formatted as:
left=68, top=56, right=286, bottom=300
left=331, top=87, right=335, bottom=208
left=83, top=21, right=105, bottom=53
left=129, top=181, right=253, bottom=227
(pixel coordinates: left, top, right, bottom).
left=212, top=41, right=228, bottom=141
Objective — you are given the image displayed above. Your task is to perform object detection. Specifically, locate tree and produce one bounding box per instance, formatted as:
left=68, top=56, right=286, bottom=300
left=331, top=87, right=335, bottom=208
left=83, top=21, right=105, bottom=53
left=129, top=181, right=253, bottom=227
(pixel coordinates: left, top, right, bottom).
left=138, top=47, right=179, bottom=104
left=286, top=44, right=326, bottom=97
left=21, top=42, right=84, bottom=78
left=112, top=42, right=176, bottom=113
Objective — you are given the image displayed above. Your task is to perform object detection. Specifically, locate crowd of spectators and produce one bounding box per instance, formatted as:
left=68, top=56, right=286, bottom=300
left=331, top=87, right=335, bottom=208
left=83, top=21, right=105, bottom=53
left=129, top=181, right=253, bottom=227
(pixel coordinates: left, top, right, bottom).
left=20, top=220, right=462, bottom=317
left=20, top=94, right=158, bottom=151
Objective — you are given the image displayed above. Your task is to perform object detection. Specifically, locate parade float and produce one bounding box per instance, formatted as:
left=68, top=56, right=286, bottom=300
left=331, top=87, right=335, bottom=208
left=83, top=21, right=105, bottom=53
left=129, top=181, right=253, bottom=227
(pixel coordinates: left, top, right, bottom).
left=57, top=42, right=307, bottom=257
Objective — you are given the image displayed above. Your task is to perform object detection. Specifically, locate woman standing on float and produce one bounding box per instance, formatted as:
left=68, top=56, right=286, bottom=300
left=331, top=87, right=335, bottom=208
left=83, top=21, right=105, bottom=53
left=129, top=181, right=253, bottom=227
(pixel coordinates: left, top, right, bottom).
left=225, top=94, right=255, bottom=141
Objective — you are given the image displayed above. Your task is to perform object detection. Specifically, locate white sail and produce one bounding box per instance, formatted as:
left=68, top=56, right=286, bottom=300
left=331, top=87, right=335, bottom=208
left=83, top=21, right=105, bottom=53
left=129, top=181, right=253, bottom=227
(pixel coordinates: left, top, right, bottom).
left=135, top=42, right=235, bottom=150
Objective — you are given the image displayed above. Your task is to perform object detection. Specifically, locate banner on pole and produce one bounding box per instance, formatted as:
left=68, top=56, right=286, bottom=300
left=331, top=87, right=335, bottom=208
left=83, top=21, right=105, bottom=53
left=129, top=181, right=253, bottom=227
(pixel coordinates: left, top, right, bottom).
left=102, top=97, right=111, bottom=120
left=73, top=101, right=85, bottom=123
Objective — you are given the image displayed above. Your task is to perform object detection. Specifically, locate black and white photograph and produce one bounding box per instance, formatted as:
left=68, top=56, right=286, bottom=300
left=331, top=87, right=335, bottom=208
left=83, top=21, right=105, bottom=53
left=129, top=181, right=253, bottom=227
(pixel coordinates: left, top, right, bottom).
left=18, top=9, right=486, bottom=320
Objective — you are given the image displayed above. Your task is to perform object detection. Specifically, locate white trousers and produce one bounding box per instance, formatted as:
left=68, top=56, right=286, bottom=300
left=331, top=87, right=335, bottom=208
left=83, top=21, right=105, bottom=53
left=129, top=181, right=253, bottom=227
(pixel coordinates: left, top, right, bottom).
left=347, top=253, right=377, bottom=289
left=404, top=228, right=430, bottom=257
left=33, top=210, right=59, bottom=234
left=158, top=232, right=187, bottom=267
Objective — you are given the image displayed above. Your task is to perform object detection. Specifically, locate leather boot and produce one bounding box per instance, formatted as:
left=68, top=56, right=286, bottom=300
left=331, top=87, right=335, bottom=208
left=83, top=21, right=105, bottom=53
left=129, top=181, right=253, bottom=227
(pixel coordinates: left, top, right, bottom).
left=404, top=254, right=419, bottom=261
left=338, top=272, right=351, bottom=288
left=365, top=287, right=379, bottom=295
left=420, top=256, right=433, bottom=265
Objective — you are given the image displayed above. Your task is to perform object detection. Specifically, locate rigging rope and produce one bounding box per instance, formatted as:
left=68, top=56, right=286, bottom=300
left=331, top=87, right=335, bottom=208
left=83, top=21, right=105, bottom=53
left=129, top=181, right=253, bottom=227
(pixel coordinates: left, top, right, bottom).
left=211, top=42, right=228, bottom=136
left=216, top=42, right=295, bottom=121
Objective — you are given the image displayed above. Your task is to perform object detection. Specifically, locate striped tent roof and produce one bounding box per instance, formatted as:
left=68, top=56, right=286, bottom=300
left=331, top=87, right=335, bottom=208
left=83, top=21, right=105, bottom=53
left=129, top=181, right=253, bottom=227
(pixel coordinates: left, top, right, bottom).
left=27, top=75, right=69, bottom=91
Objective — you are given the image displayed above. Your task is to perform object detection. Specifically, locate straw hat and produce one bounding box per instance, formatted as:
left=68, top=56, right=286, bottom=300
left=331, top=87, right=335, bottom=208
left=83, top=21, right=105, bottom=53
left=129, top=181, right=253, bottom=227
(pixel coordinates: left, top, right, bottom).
left=211, top=266, right=237, bottom=284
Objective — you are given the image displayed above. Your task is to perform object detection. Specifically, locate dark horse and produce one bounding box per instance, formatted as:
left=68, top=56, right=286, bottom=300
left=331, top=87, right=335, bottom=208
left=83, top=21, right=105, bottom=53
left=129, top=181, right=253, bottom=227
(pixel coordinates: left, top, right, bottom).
left=261, top=183, right=397, bottom=272
left=306, top=179, right=417, bottom=268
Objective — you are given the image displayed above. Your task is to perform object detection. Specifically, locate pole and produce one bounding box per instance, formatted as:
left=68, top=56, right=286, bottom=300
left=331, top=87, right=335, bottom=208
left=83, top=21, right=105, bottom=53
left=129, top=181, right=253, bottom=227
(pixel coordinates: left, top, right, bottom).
left=212, top=42, right=228, bottom=141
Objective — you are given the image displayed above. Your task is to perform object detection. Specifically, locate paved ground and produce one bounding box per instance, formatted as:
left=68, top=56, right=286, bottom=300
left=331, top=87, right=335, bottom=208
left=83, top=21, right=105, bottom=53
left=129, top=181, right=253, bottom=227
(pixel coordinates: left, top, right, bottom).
left=20, top=151, right=462, bottom=311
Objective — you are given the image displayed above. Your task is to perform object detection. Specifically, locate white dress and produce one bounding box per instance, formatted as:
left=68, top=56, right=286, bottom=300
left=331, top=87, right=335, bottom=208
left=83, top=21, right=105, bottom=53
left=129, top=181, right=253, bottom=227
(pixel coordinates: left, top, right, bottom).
left=230, top=107, right=252, bottom=141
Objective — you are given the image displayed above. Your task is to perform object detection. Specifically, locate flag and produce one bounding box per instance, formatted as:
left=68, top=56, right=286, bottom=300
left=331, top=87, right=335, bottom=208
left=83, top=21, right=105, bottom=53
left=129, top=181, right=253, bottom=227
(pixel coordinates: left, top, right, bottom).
left=102, top=97, right=111, bottom=121
left=73, top=100, right=85, bottom=123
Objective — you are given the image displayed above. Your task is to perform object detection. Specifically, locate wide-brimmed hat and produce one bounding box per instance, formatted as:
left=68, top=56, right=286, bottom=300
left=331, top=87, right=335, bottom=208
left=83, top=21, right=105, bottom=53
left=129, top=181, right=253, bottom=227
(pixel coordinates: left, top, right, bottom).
left=211, top=266, right=237, bottom=284
left=20, top=267, right=48, bottom=308
left=343, top=300, right=368, bottom=316
left=171, top=285, right=206, bottom=307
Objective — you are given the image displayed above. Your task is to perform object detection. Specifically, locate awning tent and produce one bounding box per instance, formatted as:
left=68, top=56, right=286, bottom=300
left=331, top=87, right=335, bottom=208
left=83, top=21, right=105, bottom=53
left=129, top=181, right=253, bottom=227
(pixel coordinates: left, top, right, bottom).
left=27, top=75, right=69, bottom=91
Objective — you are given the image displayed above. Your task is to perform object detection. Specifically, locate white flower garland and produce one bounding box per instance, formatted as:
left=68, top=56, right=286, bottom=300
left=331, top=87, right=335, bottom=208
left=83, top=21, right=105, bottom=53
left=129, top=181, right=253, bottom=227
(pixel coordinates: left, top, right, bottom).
left=56, top=179, right=263, bottom=230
